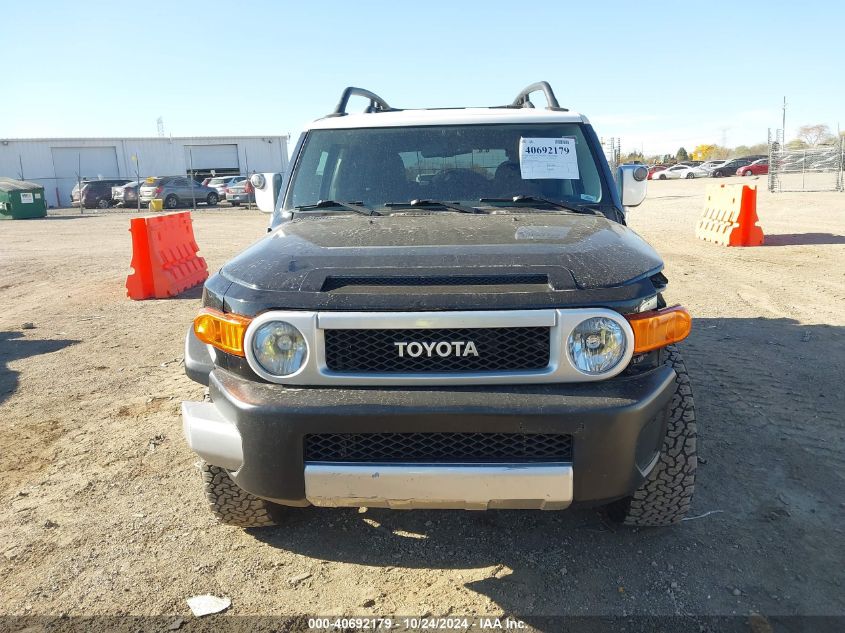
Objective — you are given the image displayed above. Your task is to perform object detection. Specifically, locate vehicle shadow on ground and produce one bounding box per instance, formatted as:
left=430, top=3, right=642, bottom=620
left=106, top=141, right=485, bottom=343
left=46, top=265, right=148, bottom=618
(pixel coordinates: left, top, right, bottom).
left=763, top=233, right=845, bottom=246
left=172, top=285, right=204, bottom=301
left=249, top=317, right=845, bottom=623
left=0, top=331, right=80, bottom=406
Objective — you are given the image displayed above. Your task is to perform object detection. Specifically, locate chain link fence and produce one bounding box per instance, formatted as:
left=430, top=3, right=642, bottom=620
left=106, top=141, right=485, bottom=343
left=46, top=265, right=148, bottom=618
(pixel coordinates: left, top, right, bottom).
left=768, top=128, right=844, bottom=192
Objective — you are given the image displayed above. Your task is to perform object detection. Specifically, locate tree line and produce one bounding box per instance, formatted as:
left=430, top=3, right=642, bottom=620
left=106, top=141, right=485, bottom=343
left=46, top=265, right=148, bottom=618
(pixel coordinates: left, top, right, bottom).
left=622, top=124, right=843, bottom=165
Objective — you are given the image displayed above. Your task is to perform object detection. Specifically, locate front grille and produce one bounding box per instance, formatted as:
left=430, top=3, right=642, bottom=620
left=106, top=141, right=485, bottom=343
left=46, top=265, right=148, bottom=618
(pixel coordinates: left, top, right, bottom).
left=322, top=275, right=549, bottom=291
left=304, top=433, right=573, bottom=463
left=324, top=327, right=550, bottom=373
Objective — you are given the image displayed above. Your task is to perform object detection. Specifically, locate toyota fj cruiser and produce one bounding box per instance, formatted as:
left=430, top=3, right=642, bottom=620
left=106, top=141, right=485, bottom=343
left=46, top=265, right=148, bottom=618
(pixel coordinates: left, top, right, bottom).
left=182, top=82, right=696, bottom=528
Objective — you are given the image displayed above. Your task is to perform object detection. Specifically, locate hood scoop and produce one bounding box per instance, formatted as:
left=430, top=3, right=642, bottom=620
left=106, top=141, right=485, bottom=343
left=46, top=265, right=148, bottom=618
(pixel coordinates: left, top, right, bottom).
left=321, top=274, right=551, bottom=293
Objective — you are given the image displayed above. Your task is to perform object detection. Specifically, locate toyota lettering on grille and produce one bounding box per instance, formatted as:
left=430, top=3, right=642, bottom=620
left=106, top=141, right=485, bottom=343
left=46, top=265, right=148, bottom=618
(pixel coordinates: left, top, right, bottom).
left=394, top=341, right=479, bottom=358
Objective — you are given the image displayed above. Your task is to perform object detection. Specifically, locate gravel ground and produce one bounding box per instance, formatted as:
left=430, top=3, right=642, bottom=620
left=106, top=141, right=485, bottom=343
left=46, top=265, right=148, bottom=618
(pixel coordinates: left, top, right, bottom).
left=1, top=177, right=843, bottom=629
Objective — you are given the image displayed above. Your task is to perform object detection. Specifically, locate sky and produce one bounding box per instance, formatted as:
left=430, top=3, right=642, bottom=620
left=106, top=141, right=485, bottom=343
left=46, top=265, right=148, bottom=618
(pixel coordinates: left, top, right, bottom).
left=1, top=1, right=843, bottom=156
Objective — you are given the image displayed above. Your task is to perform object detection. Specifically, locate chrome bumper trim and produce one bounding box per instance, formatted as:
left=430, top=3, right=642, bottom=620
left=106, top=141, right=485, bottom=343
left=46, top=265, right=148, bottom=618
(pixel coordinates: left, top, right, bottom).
left=181, top=401, right=243, bottom=471
left=303, top=463, right=574, bottom=510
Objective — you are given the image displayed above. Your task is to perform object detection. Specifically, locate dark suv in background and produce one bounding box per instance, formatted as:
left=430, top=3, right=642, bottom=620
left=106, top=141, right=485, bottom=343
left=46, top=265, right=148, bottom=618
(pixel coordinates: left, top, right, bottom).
left=711, top=159, right=753, bottom=177
left=71, top=179, right=131, bottom=208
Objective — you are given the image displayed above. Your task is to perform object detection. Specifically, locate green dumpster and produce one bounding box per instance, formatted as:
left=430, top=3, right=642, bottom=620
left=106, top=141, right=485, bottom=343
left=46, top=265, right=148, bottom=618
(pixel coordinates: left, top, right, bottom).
left=0, top=178, right=48, bottom=219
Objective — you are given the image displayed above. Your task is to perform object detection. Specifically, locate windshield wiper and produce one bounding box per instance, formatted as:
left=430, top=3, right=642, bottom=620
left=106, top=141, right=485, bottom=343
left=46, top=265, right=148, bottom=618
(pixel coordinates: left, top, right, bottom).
left=294, top=200, right=378, bottom=216
left=383, top=199, right=483, bottom=214
left=479, top=195, right=599, bottom=215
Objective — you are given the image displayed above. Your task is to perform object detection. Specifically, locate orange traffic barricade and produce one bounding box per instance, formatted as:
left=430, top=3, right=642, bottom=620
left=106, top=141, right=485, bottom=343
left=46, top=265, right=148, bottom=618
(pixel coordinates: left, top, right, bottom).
left=696, top=184, right=764, bottom=247
left=126, top=211, right=208, bottom=300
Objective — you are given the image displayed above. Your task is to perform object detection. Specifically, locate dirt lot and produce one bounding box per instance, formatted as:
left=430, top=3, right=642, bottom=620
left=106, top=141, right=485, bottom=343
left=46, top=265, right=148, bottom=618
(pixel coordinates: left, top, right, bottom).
left=1, top=176, right=843, bottom=629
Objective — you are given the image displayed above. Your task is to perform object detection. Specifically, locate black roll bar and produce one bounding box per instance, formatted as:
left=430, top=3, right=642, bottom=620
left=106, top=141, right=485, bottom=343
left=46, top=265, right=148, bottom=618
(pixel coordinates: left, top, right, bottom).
left=510, top=81, right=566, bottom=111
left=329, top=87, right=394, bottom=117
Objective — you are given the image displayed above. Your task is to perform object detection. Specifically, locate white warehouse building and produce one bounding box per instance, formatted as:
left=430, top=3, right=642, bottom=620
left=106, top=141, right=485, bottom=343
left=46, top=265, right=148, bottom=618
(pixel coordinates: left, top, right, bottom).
left=0, top=135, right=289, bottom=207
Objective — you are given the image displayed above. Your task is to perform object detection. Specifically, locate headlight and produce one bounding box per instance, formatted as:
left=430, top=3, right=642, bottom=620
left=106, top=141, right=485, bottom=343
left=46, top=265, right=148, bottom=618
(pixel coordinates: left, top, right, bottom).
left=250, top=173, right=266, bottom=189
left=252, top=321, right=307, bottom=376
left=567, top=317, right=626, bottom=375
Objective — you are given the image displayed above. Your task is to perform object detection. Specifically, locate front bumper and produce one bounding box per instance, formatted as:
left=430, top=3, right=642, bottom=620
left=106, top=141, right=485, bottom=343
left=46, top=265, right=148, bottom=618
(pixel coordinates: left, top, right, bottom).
left=182, top=361, right=675, bottom=509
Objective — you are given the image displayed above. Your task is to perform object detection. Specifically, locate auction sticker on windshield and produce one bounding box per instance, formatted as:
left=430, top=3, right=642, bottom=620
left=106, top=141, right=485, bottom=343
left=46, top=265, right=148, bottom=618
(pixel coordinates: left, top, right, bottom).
left=519, top=137, right=579, bottom=180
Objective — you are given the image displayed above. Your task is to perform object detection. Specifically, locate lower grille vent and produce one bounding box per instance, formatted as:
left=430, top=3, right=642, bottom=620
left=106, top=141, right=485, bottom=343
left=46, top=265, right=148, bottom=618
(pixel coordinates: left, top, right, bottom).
left=304, top=432, right=573, bottom=463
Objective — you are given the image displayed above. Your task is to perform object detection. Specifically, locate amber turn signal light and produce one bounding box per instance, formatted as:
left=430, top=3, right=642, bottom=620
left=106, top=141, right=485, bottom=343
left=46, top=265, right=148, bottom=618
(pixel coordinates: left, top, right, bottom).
left=626, top=305, right=692, bottom=354
left=193, top=308, right=252, bottom=357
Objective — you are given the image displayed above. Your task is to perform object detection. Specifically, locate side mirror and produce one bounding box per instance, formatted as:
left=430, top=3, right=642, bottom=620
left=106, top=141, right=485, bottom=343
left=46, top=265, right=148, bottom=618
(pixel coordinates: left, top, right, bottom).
left=251, top=172, right=283, bottom=214
left=617, top=164, right=648, bottom=207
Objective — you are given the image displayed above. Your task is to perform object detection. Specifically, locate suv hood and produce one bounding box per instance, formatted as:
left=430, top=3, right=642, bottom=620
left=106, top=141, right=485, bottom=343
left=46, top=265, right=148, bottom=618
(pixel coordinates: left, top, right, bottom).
left=218, top=213, right=664, bottom=313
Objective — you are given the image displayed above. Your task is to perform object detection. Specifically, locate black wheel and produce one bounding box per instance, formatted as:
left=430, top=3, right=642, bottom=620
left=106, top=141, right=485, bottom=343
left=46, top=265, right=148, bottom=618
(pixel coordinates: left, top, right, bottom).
left=97, top=198, right=110, bottom=209
left=659, top=174, right=667, bottom=180
left=685, top=172, right=694, bottom=179
left=201, top=462, right=285, bottom=528
left=206, top=192, right=219, bottom=206
left=164, top=195, right=179, bottom=209
left=230, top=200, right=241, bottom=207
left=607, top=345, right=697, bottom=527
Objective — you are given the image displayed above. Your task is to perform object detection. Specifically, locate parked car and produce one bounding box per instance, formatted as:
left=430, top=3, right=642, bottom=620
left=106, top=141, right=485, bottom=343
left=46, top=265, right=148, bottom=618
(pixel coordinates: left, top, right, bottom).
left=112, top=181, right=143, bottom=207
left=647, top=164, right=669, bottom=180
left=207, top=176, right=247, bottom=199
left=651, top=164, right=708, bottom=180
left=71, top=179, right=131, bottom=209
left=698, top=160, right=728, bottom=174
left=139, top=176, right=220, bottom=209
left=737, top=159, right=768, bottom=176
left=224, top=178, right=255, bottom=205
left=711, top=159, right=753, bottom=177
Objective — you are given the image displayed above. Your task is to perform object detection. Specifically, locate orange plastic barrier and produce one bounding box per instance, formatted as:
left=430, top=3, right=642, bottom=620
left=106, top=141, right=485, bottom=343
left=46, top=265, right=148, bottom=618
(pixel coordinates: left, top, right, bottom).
left=696, top=184, right=764, bottom=247
left=126, top=211, right=208, bottom=300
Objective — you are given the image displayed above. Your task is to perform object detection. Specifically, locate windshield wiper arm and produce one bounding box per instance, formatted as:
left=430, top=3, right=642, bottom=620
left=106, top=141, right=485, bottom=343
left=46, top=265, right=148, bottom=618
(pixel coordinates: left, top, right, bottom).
left=294, top=200, right=378, bottom=216
left=479, top=195, right=599, bottom=215
left=384, top=199, right=483, bottom=214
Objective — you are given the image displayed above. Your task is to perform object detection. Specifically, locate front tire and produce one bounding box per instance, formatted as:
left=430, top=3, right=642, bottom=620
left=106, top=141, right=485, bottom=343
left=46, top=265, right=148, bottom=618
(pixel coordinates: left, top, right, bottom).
left=206, top=193, right=219, bottom=206
left=685, top=172, right=694, bottom=179
left=743, top=170, right=753, bottom=176
left=607, top=345, right=697, bottom=527
left=164, top=195, right=179, bottom=209
left=201, top=462, right=283, bottom=527
left=97, top=198, right=110, bottom=209
left=659, top=174, right=667, bottom=180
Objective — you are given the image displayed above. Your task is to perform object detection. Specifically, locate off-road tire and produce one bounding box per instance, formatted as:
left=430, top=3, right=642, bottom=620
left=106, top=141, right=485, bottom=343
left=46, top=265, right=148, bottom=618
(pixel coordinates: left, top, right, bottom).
left=201, top=461, right=280, bottom=527
left=607, top=345, right=697, bottom=526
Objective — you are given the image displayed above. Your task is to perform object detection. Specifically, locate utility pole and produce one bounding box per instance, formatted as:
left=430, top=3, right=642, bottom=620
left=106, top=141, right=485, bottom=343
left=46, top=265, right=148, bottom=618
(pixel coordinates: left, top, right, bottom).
left=244, top=148, right=251, bottom=211
left=132, top=154, right=141, bottom=214
left=189, top=149, right=197, bottom=213
left=782, top=96, right=787, bottom=142
left=77, top=152, right=83, bottom=215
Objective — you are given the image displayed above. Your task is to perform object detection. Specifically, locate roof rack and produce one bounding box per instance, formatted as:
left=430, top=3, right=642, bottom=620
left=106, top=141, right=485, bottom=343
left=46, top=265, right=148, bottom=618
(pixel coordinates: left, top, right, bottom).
left=328, top=87, right=397, bottom=117
left=510, top=81, right=567, bottom=111
left=325, top=82, right=568, bottom=118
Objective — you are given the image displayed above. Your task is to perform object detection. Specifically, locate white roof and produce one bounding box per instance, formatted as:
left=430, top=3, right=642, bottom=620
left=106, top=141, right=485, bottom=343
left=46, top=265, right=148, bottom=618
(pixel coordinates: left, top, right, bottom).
left=307, top=107, right=588, bottom=130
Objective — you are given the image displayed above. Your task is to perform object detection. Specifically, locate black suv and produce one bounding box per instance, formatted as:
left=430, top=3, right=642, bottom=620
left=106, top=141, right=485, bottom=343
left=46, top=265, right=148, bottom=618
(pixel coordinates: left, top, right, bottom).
left=711, top=158, right=758, bottom=177
left=71, top=179, right=131, bottom=209
left=182, top=83, right=697, bottom=529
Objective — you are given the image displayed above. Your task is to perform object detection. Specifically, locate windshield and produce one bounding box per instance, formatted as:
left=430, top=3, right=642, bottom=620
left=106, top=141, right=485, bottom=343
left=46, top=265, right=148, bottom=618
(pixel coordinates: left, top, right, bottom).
left=285, top=124, right=608, bottom=211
